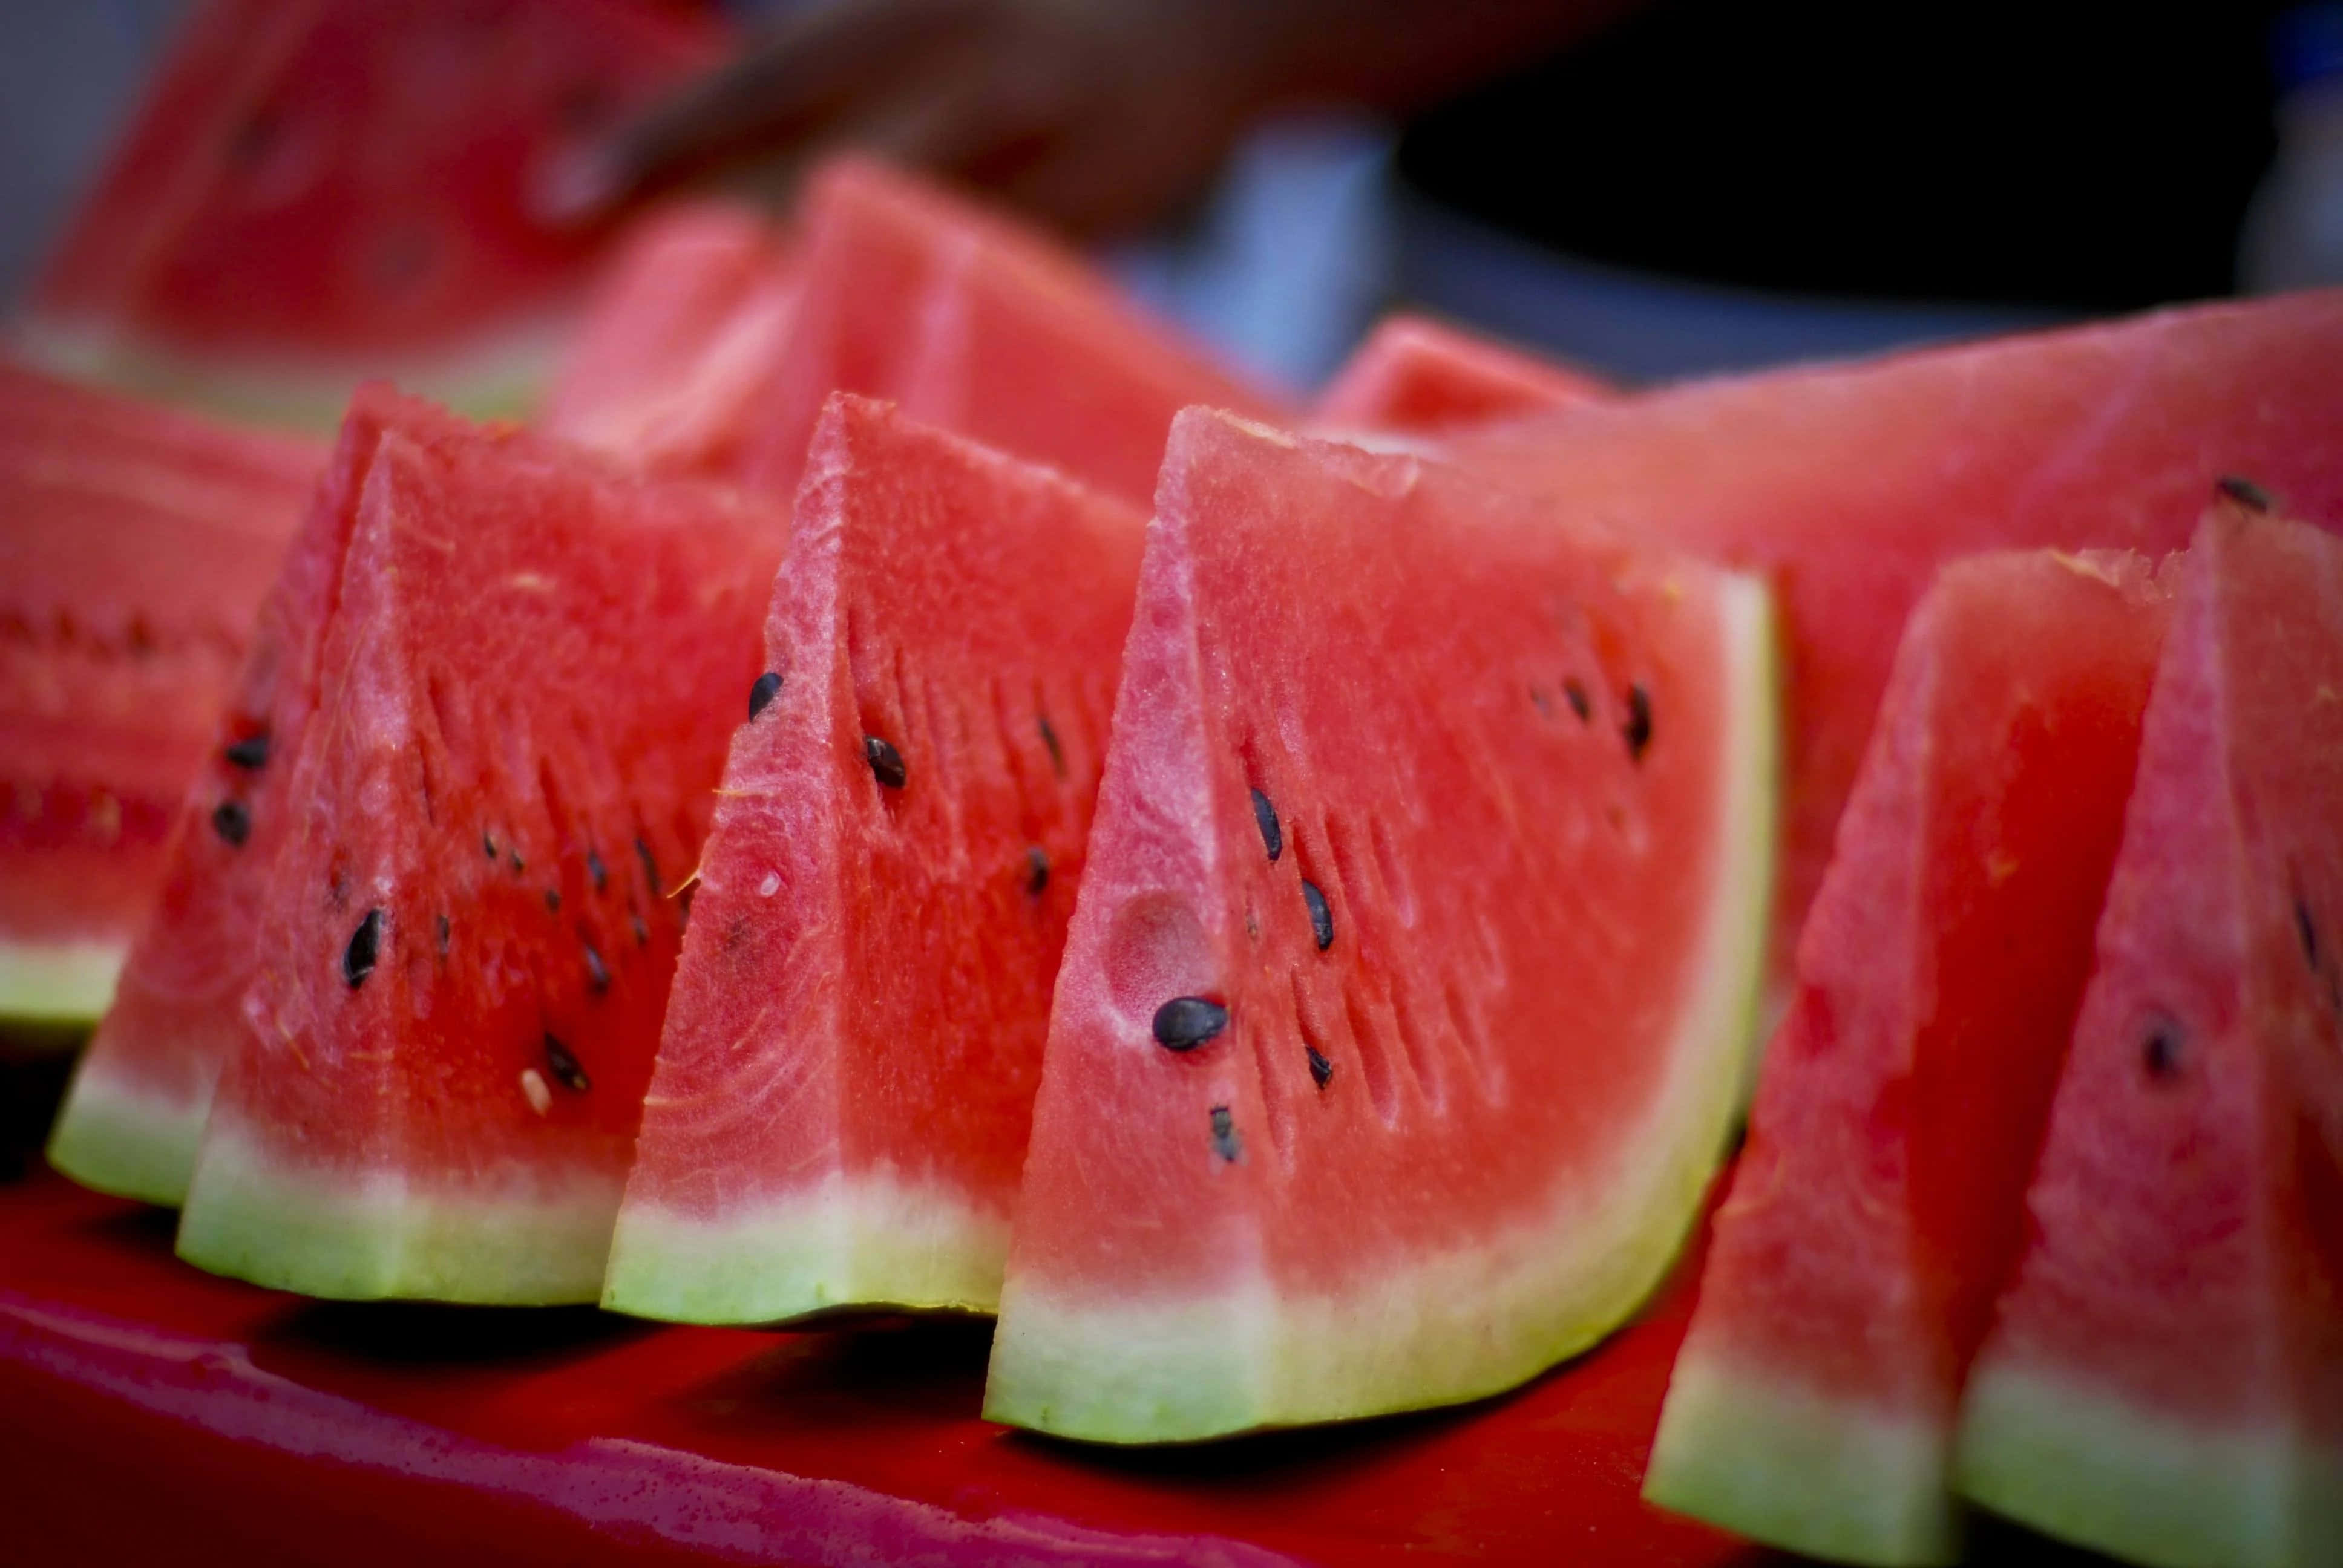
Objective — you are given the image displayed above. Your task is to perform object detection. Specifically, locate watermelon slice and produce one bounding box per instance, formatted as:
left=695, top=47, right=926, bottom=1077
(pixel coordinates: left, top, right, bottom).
left=1954, top=505, right=2343, bottom=1568
left=983, top=411, right=1777, bottom=1443
left=1314, top=313, right=1608, bottom=437
left=736, top=156, right=1289, bottom=509
left=1449, top=292, right=2343, bottom=1004
left=536, top=198, right=799, bottom=475
left=1642, top=548, right=2176, bottom=1564
left=168, top=399, right=781, bottom=1302
left=53, top=388, right=464, bottom=1203
left=605, top=394, right=1147, bottom=1325
left=1, top=362, right=321, bottom=1028
left=16, top=0, right=723, bottom=426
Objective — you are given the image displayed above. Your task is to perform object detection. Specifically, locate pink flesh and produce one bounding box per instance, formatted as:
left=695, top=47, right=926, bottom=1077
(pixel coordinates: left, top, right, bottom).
left=33, top=0, right=722, bottom=359
left=1315, top=313, right=1609, bottom=434
left=0, top=362, right=320, bottom=950
left=1675, top=550, right=2172, bottom=1427
left=206, top=411, right=781, bottom=1190
left=623, top=396, right=1144, bottom=1222
left=1973, top=508, right=2343, bottom=1447
left=1008, top=410, right=1745, bottom=1302
left=736, top=156, right=1289, bottom=510
left=1448, top=292, right=2343, bottom=991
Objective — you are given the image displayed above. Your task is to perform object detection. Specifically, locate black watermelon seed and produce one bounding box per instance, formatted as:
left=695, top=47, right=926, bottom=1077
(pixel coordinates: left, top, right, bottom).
left=2298, top=897, right=2320, bottom=971
left=2143, top=1018, right=2184, bottom=1080
left=483, top=831, right=497, bottom=860
left=544, top=888, right=560, bottom=912
left=211, top=800, right=251, bottom=846
left=1251, top=788, right=1282, bottom=863
left=543, top=1033, right=590, bottom=1093
left=434, top=913, right=450, bottom=955
left=1530, top=686, right=1554, bottom=717
left=586, top=849, right=608, bottom=892
left=1307, top=1045, right=1334, bottom=1088
left=1038, top=714, right=1065, bottom=777
left=1210, top=1105, right=1242, bottom=1161
left=864, top=734, right=907, bottom=789
left=1302, top=880, right=1334, bottom=951
left=2217, top=474, right=2274, bottom=512
left=1153, top=996, right=1228, bottom=1051
left=1623, top=684, right=1654, bottom=763
left=1565, top=679, right=1592, bottom=722
left=509, top=849, right=525, bottom=874
left=223, top=732, right=270, bottom=771
left=1025, top=846, right=1050, bottom=895
left=582, top=940, right=609, bottom=993
left=747, top=670, right=783, bottom=722
left=342, top=909, right=382, bottom=989
left=635, top=836, right=660, bottom=894
left=630, top=912, right=650, bottom=947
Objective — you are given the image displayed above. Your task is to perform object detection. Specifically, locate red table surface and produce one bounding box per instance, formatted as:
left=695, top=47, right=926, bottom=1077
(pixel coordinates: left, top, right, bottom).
left=0, top=1143, right=2100, bottom=1567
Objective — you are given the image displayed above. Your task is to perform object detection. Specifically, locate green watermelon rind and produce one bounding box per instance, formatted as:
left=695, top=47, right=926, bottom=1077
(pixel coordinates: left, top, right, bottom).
left=0, top=939, right=123, bottom=1029
left=601, top=1171, right=1013, bottom=1325
left=175, top=1124, right=622, bottom=1304
left=43, top=1065, right=202, bottom=1205
left=981, top=576, right=1781, bottom=1443
left=1955, top=1360, right=2343, bottom=1568
left=1641, top=1355, right=1961, bottom=1566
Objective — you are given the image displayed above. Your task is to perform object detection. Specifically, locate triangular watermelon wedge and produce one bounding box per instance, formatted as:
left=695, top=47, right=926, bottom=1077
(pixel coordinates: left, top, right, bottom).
left=1954, top=503, right=2343, bottom=1568
left=54, top=389, right=479, bottom=1204
left=1643, top=547, right=2175, bottom=1564
left=985, top=410, right=1777, bottom=1442
left=1313, top=312, right=1608, bottom=438
left=1449, top=292, right=2343, bottom=1004
left=1, top=363, right=321, bottom=1028
left=606, top=394, right=1146, bottom=1325
left=735, top=156, right=1289, bottom=509
left=16, top=0, right=724, bottom=426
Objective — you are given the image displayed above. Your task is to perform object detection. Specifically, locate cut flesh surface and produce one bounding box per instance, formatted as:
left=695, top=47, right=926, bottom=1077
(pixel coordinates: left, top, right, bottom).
left=606, top=395, right=1146, bottom=1325
left=18, top=0, right=723, bottom=425
left=52, top=389, right=451, bottom=1203
left=736, top=156, right=1287, bottom=509
left=1449, top=291, right=2343, bottom=999
left=1955, top=507, right=2343, bottom=1568
left=169, top=404, right=781, bottom=1302
left=1314, top=312, right=1607, bottom=437
left=985, top=410, right=1777, bottom=1442
left=0, top=362, right=320, bottom=1028
left=1644, top=549, right=2176, bottom=1565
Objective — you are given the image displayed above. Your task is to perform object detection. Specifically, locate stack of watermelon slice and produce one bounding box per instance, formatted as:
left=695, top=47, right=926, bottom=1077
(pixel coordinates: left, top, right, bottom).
left=11, top=8, right=2343, bottom=1566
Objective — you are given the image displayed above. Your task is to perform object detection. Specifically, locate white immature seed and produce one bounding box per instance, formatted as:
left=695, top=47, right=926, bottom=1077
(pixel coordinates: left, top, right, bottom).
left=758, top=871, right=781, bottom=897
left=520, top=1068, right=553, bottom=1116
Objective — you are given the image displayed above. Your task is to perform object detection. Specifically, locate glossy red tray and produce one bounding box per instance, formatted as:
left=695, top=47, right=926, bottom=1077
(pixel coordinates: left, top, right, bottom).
left=2, top=1143, right=2095, bottom=1566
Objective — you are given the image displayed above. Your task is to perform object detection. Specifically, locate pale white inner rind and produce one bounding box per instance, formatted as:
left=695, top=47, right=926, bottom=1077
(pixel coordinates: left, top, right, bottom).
left=1643, top=1354, right=1961, bottom=1566
left=985, top=575, right=1781, bottom=1442
left=0, top=938, right=123, bottom=1028
left=603, top=1168, right=1012, bottom=1325
left=177, top=1123, right=622, bottom=1305
left=45, top=1063, right=206, bottom=1207
left=1956, top=1361, right=2343, bottom=1568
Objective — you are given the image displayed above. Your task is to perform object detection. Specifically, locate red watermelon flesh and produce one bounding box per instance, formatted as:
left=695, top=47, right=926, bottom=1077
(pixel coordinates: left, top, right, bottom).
left=1643, top=549, right=2175, bottom=1565
left=1955, top=506, right=2343, bottom=1568
left=1313, top=312, right=1609, bottom=438
left=0, top=362, right=321, bottom=1027
left=168, top=401, right=782, bottom=1302
left=536, top=198, right=799, bottom=475
left=16, top=0, right=724, bottom=425
left=605, top=394, right=1146, bottom=1325
left=736, top=156, right=1289, bottom=510
left=1448, top=292, right=2343, bottom=1005
left=984, top=410, right=1778, bottom=1443
left=50, top=388, right=472, bottom=1203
